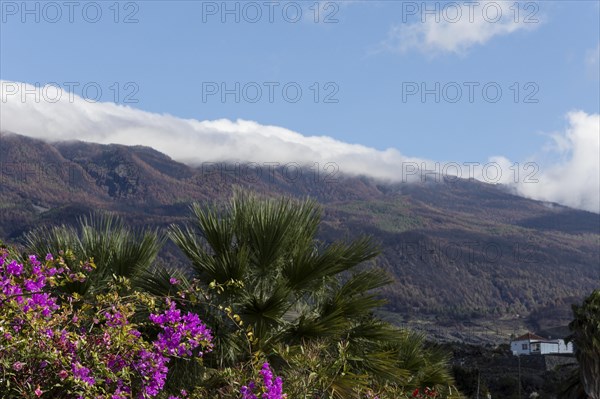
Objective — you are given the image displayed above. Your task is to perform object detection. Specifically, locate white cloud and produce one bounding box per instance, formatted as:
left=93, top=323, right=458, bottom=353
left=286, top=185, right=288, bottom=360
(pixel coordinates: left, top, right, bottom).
left=1, top=81, right=598, bottom=213
left=0, top=81, right=428, bottom=182
left=500, top=111, right=600, bottom=213
left=382, top=1, right=540, bottom=55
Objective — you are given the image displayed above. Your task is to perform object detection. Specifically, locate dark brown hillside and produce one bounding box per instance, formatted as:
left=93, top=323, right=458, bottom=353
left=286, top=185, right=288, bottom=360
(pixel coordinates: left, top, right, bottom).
left=1, top=132, right=598, bottom=341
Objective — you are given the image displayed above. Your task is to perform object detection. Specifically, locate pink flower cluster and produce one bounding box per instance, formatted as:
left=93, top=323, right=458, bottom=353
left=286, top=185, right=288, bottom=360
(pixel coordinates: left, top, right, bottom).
left=149, top=299, right=214, bottom=357
left=0, top=249, right=213, bottom=398
left=241, top=363, right=287, bottom=399
left=1, top=254, right=59, bottom=318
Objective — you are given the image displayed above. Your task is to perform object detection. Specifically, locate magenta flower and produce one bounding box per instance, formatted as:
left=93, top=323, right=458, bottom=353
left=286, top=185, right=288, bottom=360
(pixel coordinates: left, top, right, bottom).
left=0, top=249, right=215, bottom=398
left=149, top=299, right=213, bottom=357
left=12, top=361, right=24, bottom=371
left=72, top=362, right=95, bottom=386
left=241, top=363, right=287, bottom=399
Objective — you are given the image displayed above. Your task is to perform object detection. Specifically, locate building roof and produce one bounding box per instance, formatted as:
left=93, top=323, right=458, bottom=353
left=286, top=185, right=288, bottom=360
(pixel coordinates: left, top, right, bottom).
left=513, top=332, right=548, bottom=341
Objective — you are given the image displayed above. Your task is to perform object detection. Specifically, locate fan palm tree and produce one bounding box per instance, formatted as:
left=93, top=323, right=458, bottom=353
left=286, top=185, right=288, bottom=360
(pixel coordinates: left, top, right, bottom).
left=23, top=213, right=164, bottom=296
left=169, top=191, right=381, bottom=338
left=566, top=290, right=600, bottom=399
left=167, top=189, right=459, bottom=395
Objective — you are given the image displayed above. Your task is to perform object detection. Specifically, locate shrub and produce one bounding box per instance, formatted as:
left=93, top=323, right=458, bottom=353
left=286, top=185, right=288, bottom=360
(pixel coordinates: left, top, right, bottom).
left=0, top=248, right=213, bottom=398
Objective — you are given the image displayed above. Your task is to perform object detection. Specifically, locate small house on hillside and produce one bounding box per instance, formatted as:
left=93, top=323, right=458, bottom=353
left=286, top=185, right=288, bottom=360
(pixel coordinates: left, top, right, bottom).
left=510, top=332, right=573, bottom=356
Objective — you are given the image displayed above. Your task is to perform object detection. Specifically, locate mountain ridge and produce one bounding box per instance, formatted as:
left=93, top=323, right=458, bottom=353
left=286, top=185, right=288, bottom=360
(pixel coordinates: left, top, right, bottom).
left=1, top=132, right=598, bottom=341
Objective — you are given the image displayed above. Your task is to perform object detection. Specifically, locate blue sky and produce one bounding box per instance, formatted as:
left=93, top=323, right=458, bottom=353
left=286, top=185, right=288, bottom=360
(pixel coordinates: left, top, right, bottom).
left=1, top=1, right=599, bottom=212
left=1, top=0, right=598, bottom=162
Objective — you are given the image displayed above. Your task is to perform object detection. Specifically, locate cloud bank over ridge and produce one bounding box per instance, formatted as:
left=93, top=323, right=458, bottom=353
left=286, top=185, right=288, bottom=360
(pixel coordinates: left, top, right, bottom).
left=1, top=81, right=598, bottom=213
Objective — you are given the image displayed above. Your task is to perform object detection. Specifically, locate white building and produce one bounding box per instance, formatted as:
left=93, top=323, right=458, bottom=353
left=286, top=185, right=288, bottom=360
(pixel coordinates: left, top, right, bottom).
left=510, top=332, right=573, bottom=356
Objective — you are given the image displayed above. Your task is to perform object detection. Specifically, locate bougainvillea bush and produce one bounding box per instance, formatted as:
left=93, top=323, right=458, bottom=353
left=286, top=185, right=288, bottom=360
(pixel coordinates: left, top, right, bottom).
left=0, top=248, right=215, bottom=398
